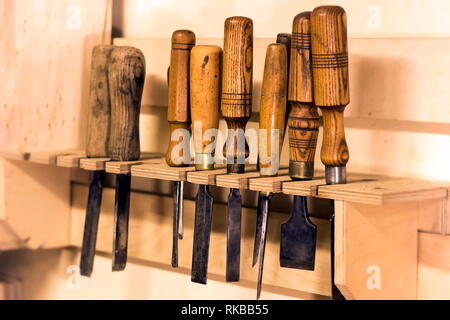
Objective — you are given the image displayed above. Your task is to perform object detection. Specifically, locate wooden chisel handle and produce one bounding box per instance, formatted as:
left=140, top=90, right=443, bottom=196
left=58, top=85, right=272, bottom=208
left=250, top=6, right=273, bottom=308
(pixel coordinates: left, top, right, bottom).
left=259, top=44, right=287, bottom=177
left=190, top=45, right=222, bottom=170
left=166, top=30, right=196, bottom=167
left=288, top=12, right=320, bottom=180
left=221, top=16, right=253, bottom=174
left=108, top=46, right=146, bottom=161
left=86, top=45, right=114, bottom=158
left=311, top=6, right=350, bottom=183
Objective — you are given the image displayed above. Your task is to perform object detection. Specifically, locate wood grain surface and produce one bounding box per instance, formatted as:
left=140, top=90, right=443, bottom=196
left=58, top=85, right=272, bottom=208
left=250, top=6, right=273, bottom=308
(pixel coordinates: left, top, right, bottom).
left=288, top=12, right=320, bottom=178
left=108, top=46, right=146, bottom=161
left=166, top=30, right=196, bottom=166
left=259, top=43, right=287, bottom=176
left=311, top=6, right=350, bottom=167
left=86, top=45, right=114, bottom=158
left=190, top=45, right=222, bottom=165
left=221, top=17, right=253, bottom=172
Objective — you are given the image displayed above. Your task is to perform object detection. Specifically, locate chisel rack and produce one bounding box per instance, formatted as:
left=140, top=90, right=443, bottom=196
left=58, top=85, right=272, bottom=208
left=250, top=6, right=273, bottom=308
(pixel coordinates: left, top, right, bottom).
left=1, top=149, right=448, bottom=300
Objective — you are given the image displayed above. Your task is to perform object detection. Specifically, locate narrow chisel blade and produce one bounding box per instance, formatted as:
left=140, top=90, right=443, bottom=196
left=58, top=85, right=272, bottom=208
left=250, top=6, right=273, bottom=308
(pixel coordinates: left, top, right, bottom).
left=256, top=192, right=272, bottom=299
left=280, top=195, right=317, bottom=270
left=191, top=184, right=213, bottom=284
left=226, top=188, right=242, bottom=282
left=112, top=173, right=131, bottom=271
left=178, top=181, right=184, bottom=240
left=252, top=193, right=265, bottom=267
left=80, top=170, right=104, bottom=277
left=330, top=211, right=346, bottom=300
left=171, top=181, right=181, bottom=267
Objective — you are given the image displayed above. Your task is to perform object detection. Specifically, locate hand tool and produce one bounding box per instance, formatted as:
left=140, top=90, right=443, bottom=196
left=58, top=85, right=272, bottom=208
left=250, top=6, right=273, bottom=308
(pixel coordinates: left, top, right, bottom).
left=252, top=33, right=291, bottom=268
left=108, top=46, right=146, bottom=271
left=166, top=30, right=196, bottom=268
left=190, top=45, right=222, bottom=284
left=311, top=5, right=350, bottom=300
left=79, top=45, right=113, bottom=277
left=280, top=12, right=320, bottom=270
left=254, top=43, right=287, bottom=299
left=221, top=16, right=253, bottom=282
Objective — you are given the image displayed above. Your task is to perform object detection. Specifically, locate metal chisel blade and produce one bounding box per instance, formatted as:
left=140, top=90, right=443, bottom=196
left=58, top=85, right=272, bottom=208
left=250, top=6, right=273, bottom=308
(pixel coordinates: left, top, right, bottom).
left=252, top=193, right=265, bottom=267
left=280, top=195, right=317, bottom=270
left=226, top=188, right=242, bottom=282
left=178, top=181, right=184, bottom=240
left=80, top=170, right=104, bottom=277
left=112, top=173, right=131, bottom=271
left=256, top=192, right=272, bottom=299
left=191, top=184, right=213, bottom=284
left=171, top=181, right=182, bottom=268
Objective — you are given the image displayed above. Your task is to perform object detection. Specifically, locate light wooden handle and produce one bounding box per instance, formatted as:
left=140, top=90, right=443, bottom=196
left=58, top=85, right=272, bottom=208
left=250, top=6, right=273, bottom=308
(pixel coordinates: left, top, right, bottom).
left=288, top=12, right=320, bottom=179
left=166, top=30, right=196, bottom=167
left=311, top=6, right=349, bottom=167
left=107, top=46, right=146, bottom=161
left=86, top=45, right=114, bottom=158
left=258, top=44, right=287, bottom=177
left=221, top=16, right=253, bottom=173
left=190, top=45, right=222, bottom=170
left=276, top=33, right=292, bottom=135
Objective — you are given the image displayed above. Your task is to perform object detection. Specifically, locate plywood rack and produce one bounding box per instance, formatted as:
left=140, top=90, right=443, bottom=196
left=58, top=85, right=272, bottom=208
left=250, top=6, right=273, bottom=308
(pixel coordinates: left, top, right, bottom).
left=1, top=149, right=449, bottom=299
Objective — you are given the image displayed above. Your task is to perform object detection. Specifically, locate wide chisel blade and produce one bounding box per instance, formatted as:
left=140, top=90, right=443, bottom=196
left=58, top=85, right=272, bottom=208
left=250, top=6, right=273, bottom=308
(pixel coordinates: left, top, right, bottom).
left=256, top=192, right=272, bottom=299
left=226, top=188, right=242, bottom=282
left=112, top=173, right=131, bottom=271
left=280, top=195, right=317, bottom=270
left=191, top=184, right=213, bottom=284
left=252, top=193, right=265, bottom=267
left=171, top=181, right=181, bottom=267
left=80, top=170, right=104, bottom=277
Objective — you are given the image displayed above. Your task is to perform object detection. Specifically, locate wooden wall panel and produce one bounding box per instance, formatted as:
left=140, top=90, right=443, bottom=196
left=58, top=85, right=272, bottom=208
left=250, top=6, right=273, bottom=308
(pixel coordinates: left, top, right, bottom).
left=0, top=0, right=112, bottom=153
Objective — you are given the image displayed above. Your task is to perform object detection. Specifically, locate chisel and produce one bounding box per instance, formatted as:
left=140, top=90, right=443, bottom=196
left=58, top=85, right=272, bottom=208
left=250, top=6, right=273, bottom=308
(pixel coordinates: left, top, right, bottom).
left=252, top=33, right=291, bottom=268
left=190, top=45, right=222, bottom=284
left=166, top=30, right=196, bottom=268
left=79, top=45, right=113, bottom=277
left=221, top=16, right=253, bottom=282
left=280, top=12, right=320, bottom=270
left=254, top=43, right=287, bottom=299
left=311, top=5, right=350, bottom=299
left=108, top=46, right=146, bottom=271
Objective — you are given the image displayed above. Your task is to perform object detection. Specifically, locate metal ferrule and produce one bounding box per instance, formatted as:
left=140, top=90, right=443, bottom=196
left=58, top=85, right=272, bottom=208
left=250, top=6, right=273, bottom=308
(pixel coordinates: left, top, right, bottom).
left=227, top=163, right=245, bottom=174
left=195, top=153, right=215, bottom=171
left=289, top=161, right=314, bottom=180
left=325, top=166, right=347, bottom=185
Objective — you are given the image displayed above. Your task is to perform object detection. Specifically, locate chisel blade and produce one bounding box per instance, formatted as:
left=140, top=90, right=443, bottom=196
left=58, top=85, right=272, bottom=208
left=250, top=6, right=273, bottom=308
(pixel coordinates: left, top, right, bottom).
left=280, top=195, right=317, bottom=270
left=191, top=184, right=213, bottom=284
left=178, top=181, right=184, bottom=240
left=330, top=210, right=346, bottom=300
left=226, top=188, right=242, bottom=282
left=252, top=193, right=265, bottom=267
left=171, top=181, right=182, bottom=268
left=256, top=192, right=272, bottom=299
left=112, top=173, right=131, bottom=271
left=80, top=170, right=104, bottom=277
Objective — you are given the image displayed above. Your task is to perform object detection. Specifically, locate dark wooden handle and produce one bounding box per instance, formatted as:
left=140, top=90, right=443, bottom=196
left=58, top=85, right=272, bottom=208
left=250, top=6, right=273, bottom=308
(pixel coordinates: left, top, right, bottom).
left=190, top=45, right=222, bottom=170
left=107, top=46, right=146, bottom=161
left=166, top=30, right=196, bottom=166
left=86, top=45, right=114, bottom=158
left=288, top=12, right=320, bottom=180
left=221, top=16, right=253, bottom=173
left=311, top=6, right=349, bottom=167
left=259, top=44, right=287, bottom=177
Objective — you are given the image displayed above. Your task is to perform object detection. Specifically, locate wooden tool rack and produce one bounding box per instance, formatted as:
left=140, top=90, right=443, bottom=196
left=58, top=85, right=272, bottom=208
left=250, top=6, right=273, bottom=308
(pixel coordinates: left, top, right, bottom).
left=1, top=150, right=448, bottom=300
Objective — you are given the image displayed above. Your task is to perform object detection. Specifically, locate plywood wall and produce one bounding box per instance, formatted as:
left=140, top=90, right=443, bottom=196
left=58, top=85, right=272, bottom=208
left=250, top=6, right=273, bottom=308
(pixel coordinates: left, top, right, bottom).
left=0, top=0, right=112, bottom=153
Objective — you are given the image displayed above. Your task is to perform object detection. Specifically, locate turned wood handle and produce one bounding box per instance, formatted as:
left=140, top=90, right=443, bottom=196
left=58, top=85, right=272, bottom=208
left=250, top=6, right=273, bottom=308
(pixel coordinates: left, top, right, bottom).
left=311, top=6, right=349, bottom=167
left=258, top=44, right=287, bottom=177
left=166, top=30, right=196, bottom=167
left=221, top=16, right=253, bottom=173
left=107, top=46, right=146, bottom=161
left=288, top=12, right=320, bottom=180
left=86, top=45, right=114, bottom=158
left=276, top=33, right=292, bottom=137
left=190, top=45, right=222, bottom=170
